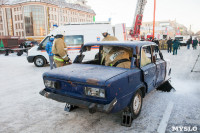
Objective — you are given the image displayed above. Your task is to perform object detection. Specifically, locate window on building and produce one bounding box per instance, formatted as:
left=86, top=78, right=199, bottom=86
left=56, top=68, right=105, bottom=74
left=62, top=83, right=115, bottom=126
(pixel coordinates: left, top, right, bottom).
left=21, top=23, right=23, bottom=29
left=16, top=24, right=18, bottom=29
left=15, top=15, right=17, bottom=21
left=18, top=23, right=20, bottom=29
left=22, top=31, right=24, bottom=36
left=17, top=15, right=19, bottom=21
left=55, top=15, right=56, bottom=21
left=0, top=16, right=2, bottom=22
left=20, top=14, right=22, bottom=20
left=19, top=32, right=21, bottom=36
left=16, top=32, right=18, bottom=36
left=14, top=8, right=16, bottom=11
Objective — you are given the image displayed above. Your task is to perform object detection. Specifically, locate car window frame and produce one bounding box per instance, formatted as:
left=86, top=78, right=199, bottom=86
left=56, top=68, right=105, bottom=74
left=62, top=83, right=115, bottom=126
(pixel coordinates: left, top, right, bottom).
left=140, top=44, right=153, bottom=68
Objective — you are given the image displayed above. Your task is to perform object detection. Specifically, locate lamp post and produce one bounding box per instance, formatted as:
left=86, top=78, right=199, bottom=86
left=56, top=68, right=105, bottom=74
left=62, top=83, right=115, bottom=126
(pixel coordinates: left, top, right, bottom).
left=153, top=0, right=156, bottom=39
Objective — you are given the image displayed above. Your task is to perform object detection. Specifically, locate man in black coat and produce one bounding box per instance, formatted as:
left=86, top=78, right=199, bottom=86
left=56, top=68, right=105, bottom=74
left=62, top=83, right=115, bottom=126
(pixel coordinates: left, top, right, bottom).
left=167, top=37, right=173, bottom=53
left=152, top=38, right=159, bottom=53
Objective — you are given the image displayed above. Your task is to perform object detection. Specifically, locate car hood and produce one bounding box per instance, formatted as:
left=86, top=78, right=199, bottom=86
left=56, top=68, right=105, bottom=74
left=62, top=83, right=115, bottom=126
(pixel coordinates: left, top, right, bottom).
left=43, top=64, right=128, bottom=86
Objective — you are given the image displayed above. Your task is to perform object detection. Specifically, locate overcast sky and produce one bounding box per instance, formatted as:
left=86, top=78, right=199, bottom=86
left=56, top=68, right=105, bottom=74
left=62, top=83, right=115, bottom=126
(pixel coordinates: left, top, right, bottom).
left=87, top=0, right=200, bottom=33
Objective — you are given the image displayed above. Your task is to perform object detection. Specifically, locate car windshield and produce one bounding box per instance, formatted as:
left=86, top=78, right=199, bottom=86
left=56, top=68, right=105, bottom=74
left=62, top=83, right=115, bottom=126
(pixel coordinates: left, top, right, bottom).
left=75, top=45, right=134, bottom=69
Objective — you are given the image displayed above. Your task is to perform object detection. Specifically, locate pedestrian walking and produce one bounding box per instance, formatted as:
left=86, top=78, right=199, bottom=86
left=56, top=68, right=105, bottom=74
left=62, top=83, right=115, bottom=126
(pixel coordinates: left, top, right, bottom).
left=46, top=35, right=56, bottom=69
left=192, top=38, right=198, bottom=50
left=173, top=39, right=180, bottom=55
left=187, top=37, right=192, bottom=49
left=167, top=37, right=173, bottom=53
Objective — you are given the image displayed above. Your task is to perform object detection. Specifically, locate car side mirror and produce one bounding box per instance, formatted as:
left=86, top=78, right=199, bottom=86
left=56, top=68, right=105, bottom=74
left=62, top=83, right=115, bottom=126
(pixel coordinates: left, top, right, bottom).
left=73, top=54, right=85, bottom=63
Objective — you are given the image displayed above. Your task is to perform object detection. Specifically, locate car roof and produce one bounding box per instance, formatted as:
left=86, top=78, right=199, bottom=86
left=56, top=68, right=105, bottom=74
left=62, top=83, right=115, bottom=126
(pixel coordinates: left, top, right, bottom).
left=84, top=41, right=156, bottom=49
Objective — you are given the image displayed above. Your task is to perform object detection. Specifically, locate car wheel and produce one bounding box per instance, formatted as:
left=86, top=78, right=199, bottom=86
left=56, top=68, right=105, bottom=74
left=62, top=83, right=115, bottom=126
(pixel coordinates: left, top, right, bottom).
left=130, top=89, right=143, bottom=119
left=34, top=56, right=46, bottom=67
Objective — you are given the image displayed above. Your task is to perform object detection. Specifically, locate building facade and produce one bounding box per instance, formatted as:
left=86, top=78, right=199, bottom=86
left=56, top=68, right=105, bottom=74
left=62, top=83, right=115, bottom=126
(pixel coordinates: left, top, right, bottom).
left=0, top=0, right=95, bottom=38
left=140, top=20, right=188, bottom=39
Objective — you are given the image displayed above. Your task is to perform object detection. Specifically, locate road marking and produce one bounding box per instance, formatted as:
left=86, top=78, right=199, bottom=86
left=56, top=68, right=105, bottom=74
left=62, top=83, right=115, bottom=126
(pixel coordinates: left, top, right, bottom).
left=157, top=101, right=174, bottom=133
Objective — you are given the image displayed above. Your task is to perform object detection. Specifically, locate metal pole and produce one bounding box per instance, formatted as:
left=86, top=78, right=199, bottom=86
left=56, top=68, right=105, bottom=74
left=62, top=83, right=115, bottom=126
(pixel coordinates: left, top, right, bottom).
left=153, top=0, right=156, bottom=39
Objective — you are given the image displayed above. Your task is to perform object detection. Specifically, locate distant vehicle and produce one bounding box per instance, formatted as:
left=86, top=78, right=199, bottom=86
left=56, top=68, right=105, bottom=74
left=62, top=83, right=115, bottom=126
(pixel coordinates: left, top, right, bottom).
left=40, top=41, right=173, bottom=127
left=27, top=22, right=127, bottom=67
left=24, top=41, right=38, bottom=48
left=175, top=35, right=190, bottom=46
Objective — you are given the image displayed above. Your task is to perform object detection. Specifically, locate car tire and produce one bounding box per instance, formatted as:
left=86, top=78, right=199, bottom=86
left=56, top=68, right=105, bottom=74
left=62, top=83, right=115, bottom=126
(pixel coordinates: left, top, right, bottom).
left=130, top=89, right=143, bottom=119
left=34, top=56, right=46, bottom=67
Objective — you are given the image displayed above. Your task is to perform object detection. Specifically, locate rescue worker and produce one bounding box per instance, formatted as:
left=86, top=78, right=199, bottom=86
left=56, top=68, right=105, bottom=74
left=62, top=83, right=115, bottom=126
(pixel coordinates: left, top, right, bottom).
left=100, top=32, right=119, bottom=64
left=152, top=38, right=159, bottom=53
left=52, top=34, right=70, bottom=67
left=103, top=46, right=131, bottom=68
left=172, top=39, right=180, bottom=55
left=192, top=38, right=198, bottom=50
left=167, top=37, right=173, bottom=53
left=102, top=32, right=118, bottom=41
left=46, top=35, right=56, bottom=69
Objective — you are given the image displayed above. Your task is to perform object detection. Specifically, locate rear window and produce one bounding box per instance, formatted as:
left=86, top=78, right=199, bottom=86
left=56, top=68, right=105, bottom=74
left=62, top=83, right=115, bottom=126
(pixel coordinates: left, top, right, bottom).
left=64, top=35, right=84, bottom=46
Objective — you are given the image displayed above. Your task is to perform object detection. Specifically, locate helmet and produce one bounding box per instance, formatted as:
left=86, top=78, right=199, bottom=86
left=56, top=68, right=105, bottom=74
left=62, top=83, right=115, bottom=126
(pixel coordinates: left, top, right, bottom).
left=102, top=32, right=109, bottom=37
left=55, top=34, right=63, bottom=38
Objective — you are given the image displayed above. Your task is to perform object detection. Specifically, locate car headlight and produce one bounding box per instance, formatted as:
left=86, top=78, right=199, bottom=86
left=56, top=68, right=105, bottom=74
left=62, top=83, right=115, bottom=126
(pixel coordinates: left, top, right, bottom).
left=84, top=87, right=105, bottom=98
left=44, top=80, right=58, bottom=89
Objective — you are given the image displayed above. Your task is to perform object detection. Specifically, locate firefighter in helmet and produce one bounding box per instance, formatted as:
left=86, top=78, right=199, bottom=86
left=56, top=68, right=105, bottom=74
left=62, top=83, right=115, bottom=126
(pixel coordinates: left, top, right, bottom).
left=52, top=34, right=70, bottom=67
left=102, top=32, right=118, bottom=41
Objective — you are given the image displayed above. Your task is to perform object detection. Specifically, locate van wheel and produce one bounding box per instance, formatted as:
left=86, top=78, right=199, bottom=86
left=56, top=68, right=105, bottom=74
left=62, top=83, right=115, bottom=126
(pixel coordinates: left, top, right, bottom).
left=130, top=89, right=143, bottom=119
left=34, top=56, right=46, bottom=67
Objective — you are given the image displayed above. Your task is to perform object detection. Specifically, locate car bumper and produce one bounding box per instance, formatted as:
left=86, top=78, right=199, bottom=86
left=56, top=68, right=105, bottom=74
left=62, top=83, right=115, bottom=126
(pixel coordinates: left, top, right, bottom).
left=27, top=56, right=35, bottom=63
left=40, top=89, right=117, bottom=113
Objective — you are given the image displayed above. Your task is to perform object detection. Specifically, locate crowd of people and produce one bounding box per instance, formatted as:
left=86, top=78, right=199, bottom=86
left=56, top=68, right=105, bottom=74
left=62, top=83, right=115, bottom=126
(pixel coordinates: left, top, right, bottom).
left=45, top=33, right=199, bottom=70
left=150, top=36, right=199, bottom=55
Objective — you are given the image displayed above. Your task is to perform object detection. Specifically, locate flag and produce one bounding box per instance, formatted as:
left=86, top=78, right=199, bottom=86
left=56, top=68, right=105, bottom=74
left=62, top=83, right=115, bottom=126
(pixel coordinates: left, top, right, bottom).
left=93, top=16, right=95, bottom=22
left=0, top=39, right=4, bottom=48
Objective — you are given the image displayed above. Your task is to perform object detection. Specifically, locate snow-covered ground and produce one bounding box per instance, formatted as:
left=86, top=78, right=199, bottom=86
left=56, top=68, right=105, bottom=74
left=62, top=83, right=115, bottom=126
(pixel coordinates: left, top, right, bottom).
left=0, top=46, right=200, bottom=133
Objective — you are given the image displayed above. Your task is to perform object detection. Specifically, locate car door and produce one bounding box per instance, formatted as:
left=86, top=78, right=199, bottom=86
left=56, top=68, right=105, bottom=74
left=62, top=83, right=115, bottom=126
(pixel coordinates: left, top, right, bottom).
left=152, top=45, right=166, bottom=86
left=140, top=45, right=157, bottom=92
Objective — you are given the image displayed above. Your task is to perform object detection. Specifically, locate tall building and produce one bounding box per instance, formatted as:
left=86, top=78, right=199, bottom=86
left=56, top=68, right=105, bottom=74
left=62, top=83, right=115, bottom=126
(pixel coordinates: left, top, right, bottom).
left=140, top=20, right=188, bottom=39
left=0, top=0, right=95, bottom=38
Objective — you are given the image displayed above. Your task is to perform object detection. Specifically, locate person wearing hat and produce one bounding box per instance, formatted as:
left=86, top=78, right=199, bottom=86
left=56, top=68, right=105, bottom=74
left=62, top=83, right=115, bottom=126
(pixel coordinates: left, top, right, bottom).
left=46, top=35, right=56, bottom=69
left=102, top=32, right=118, bottom=41
left=103, top=46, right=131, bottom=68
left=52, top=34, right=70, bottom=67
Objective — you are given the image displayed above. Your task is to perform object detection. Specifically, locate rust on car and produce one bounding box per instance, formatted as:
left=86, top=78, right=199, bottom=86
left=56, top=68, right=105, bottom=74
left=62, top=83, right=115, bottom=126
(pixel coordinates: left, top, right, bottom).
left=86, top=79, right=99, bottom=85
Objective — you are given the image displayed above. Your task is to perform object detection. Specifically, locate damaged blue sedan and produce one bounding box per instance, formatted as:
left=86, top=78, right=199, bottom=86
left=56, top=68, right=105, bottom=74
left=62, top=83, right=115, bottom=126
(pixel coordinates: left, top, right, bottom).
left=40, top=41, right=172, bottom=126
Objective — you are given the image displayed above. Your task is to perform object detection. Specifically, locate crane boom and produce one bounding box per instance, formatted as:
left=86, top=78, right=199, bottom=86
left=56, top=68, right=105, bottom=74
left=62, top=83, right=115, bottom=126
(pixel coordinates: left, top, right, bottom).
left=130, top=0, right=147, bottom=39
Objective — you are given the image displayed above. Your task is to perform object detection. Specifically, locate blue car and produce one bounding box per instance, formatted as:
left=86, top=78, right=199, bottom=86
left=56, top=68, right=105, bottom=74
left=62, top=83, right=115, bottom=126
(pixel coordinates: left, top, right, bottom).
left=40, top=41, right=172, bottom=126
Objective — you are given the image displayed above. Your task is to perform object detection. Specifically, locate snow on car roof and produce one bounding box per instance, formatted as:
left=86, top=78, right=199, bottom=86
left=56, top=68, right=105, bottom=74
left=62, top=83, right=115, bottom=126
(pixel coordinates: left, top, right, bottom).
left=84, top=41, right=156, bottom=48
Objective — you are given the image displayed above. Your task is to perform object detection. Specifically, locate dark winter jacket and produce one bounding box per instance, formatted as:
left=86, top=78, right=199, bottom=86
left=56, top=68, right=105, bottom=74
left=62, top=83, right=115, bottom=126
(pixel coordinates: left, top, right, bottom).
left=173, top=40, right=180, bottom=49
left=167, top=40, right=173, bottom=47
left=192, top=40, right=198, bottom=47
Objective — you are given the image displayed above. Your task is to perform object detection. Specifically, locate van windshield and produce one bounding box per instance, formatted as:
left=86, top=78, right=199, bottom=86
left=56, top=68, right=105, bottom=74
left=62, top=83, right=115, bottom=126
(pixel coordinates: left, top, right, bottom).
left=64, top=35, right=83, bottom=46
left=175, top=37, right=183, bottom=41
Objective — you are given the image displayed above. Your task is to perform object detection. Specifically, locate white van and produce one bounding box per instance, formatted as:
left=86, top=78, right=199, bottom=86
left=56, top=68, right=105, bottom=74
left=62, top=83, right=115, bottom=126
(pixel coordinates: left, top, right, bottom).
left=27, top=22, right=127, bottom=67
